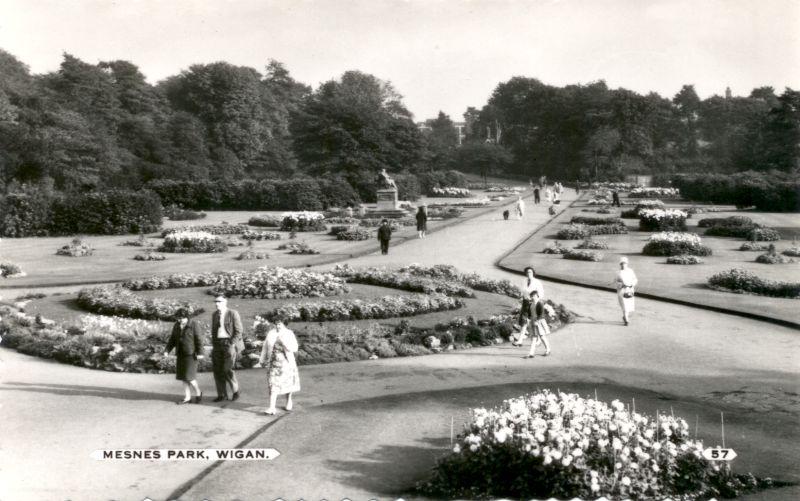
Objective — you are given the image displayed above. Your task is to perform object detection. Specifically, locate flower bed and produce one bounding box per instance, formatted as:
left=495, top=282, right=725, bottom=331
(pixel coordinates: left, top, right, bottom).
left=542, top=242, right=568, bottom=254
left=755, top=245, right=795, bottom=264
left=261, top=293, right=464, bottom=322
left=247, top=215, right=282, bottom=227
left=642, top=232, right=712, bottom=257
left=281, top=242, right=320, bottom=254
left=336, top=228, right=371, bottom=241
left=747, top=227, right=781, bottom=242
left=158, top=231, right=228, bottom=253
left=431, top=186, right=472, bottom=198
left=621, top=200, right=665, bottom=219
left=427, top=207, right=464, bottom=219
left=56, top=238, right=94, bottom=257
left=359, top=218, right=416, bottom=228
left=700, top=216, right=758, bottom=238
left=428, top=198, right=490, bottom=208
left=575, top=238, right=609, bottom=250
left=325, top=216, right=361, bottom=225
left=164, top=205, right=206, bottom=221
left=556, top=223, right=627, bottom=240
left=328, top=225, right=353, bottom=236
left=160, top=224, right=245, bottom=237
left=120, top=235, right=153, bottom=247
left=739, top=241, right=770, bottom=251
left=1, top=261, right=25, bottom=278
left=133, top=250, right=166, bottom=261
left=666, top=255, right=704, bottom=265
left=124, top=272, right=224, bottom=290
left=235, top=250, right=269, bottom=260
left=570, top=216, right=625, bottom=226
left=77, top=286, right=203, bottom=321
left=782, top=246, right=800, bottom=257
left=210, top=267, right=348, bottom=299
left=563, top=248, right=603, bottom=261
left=332, top=266, right=475, bottom=298
left=708, top=269, right=800, bottom=298
left=280, top=211, right=326, bottom=232
left=638, top=209, right=688, bottom=232
left=240, top=230, right=281, bottom=241
left=419, top=390, right=777, bottom=499
left=586, top=197, right=611, bottom=205
left=629, top=186, right=680, bottom=198
left=396, top=264, right=520, bottom=298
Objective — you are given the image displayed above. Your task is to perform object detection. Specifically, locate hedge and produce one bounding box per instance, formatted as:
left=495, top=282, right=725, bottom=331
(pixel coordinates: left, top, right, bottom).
left=671, top=172, right=800, bottom=212
left=708, top=269, right=800, bottom=298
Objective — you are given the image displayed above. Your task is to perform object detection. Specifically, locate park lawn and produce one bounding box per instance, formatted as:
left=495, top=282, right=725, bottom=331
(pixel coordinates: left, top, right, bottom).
left=504, top=196, right=800, bottom=324
left=23, top=284, right=520, bottom=335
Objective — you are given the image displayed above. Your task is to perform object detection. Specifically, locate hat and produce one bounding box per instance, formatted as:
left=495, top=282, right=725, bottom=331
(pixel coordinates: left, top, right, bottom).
left=214, top=295, right=227, bottom=303
left=619, top=256, right=629, bottom=264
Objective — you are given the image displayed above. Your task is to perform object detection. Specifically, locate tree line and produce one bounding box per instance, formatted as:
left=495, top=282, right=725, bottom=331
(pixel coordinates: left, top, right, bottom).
left=1, top=48, right=797, bottom=201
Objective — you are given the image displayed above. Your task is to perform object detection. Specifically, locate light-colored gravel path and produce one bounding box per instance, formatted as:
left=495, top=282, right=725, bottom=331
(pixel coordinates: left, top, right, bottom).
left=2, top=189, right=799, bottom=500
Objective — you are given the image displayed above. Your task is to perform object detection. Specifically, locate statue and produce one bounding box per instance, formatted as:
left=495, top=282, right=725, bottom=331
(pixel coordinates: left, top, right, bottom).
left=375, top=169, right=397, bottom=190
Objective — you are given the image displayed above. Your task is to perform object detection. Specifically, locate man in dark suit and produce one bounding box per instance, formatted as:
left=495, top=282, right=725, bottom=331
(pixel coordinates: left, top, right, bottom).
left=377, top=219, right=392, bottom=255
left=210, top=295, right=244, bottom=402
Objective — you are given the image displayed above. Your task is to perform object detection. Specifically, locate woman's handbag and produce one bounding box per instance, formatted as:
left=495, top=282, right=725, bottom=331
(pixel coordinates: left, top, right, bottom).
left=622, top=286, right=634, bottom=299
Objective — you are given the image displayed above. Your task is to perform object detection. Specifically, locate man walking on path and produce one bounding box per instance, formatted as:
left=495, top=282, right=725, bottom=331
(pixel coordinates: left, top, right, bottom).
left=612, top=190, right=621, bottom=207
left=533, top=186, right=540, bottom=204
left=515, top=196, right=525, bottom=219
left=377, top=219, right=392, bottom=255
left=211, top=296, right=244, bottom=402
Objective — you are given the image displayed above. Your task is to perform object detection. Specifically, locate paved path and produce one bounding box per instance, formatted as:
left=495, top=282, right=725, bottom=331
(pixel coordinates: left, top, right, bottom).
left=2, top=190, right=799, bottom=500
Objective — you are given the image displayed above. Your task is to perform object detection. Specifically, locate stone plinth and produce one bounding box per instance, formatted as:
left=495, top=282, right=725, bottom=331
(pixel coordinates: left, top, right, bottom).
left=376, top=188, right=399, bottom=210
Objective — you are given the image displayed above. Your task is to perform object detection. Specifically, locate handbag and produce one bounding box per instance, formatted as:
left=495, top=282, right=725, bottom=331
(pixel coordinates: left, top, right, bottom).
left=622, top=286, right=634, bottom=299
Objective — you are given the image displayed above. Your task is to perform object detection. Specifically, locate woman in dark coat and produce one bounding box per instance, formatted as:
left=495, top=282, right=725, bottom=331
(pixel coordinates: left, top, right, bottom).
left=164, top=309, right=204, bottom=404
left=416, top=205, right=428, bottom=239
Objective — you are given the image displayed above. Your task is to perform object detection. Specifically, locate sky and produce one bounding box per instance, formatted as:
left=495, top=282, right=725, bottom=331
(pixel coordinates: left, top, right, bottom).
left=1, top=0, right=798, bottom=121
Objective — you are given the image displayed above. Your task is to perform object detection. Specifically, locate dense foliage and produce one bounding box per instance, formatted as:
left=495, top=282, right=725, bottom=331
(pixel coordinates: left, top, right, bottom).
left=670, top=172, right=799, bottom=212
left=261, top=293, right=464, bottom=322
left=708, top=269, right=800, bottom=298
left=642, top=232, right=713, bottom=257
left=77, top=286, right=203, bottom=321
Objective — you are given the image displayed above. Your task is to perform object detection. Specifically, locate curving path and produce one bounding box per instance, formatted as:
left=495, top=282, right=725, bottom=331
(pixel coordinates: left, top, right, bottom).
left=2, top=190, right=799, bottom=500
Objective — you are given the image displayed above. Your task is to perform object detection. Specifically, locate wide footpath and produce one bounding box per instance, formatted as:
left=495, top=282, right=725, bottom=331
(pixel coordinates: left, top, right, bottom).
left=1, top=190, right=799, bottom=501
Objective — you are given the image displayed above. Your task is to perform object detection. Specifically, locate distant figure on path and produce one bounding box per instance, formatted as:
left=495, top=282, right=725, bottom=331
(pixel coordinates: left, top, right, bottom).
left=548, top=205, right=557, bottom=216
left=258, top=316, right=300, bottom=415
left=545, top=187, right=553, bottom=203
left=416, top=206, right=428, bottom=239
left=164, top=309, right=204, bottom=404
left=553, top=190, right=561, bottom=204
left=515, top=196, right=525, bottom=219
left=513, top=266, right=545, bottom=345
left=614, top=257, right=638, bottom=326
left=524, top=290, right=551, bottom=358
left=503, top=209, right=510, bottom=220
left=211, top=296, right=244, bottom=402
left=377, top=219, right=392, bottom=255
left=612, top=190, right=621, bottom=207
left=533, top=186, right=541, bottom=204
left=575, top=182, right=580, bottom=195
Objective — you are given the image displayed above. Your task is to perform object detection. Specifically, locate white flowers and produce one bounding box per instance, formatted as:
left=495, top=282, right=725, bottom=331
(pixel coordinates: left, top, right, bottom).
left=649, top=232, right=702, bottom=245
left=630, top=187, right=680, bottom=198
left=281, top=211, right=324, bottom=221
left=639, top=208, right=688, bottom=220
left=432, top=187, right=472, bottom=197
left=163, top=230, right=218, bottom=242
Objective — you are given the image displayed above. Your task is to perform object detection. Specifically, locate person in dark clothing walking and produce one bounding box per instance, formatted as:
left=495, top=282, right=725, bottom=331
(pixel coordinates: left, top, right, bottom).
left=377, top=219, right=392, bottom=254
left=164, top=309, right=204, bottom=404
left=533, top=186, right=541, bottom=204
left=612, top=190, right=621, bottom=207
left=415, top=206, right=428, bottom=239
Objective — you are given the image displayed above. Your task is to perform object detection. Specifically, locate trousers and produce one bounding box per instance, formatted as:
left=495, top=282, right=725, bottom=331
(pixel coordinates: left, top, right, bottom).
left=212, top=341, right=239, bottom=398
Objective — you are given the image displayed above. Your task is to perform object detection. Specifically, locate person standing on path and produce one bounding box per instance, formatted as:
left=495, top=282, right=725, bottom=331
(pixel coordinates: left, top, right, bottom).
left=545, top=187, right=552, bottom=203
left=524, top=290, right=551, bottom=358
left=612, top=190, right=621, bottom=207
left=164, top=309, right=204, bottom=404
left=257, top=316, right=300, bottom=415
left=377, top=219, right=392, bottom=255
left=533, top=186, right=541, bottom=204
left=210, top=295, right=244, bottom=402
left=515, top=196, right=525, bottom=219
left=513, top=267, right=545, bottom=345
left=416, top=206, right=428, bottom=239
left=614, top=257, right=638, bottom=326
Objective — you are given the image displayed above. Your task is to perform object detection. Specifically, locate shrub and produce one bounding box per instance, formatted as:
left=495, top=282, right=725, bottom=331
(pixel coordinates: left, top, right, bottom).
left=240, top=230, right=281, bottom=241
left=557, top=223, right=627, bottom=240
left=671, top=172, right=800, bottom=212
left=575, top=238, right=609, bottom=250
left=629, top=186, right=680, bottom=198
left=235, top=250, right=269, bottom=260
left=158, top=231, right=228, bottom=253
left=419, top=390, right=776, bottom=500
left=210, top=267, right=348, bottom=299
left=666, top=255, right=704, bottom=265
left=164, top=205, right=206, bottom=221
left=746, top=227, right=781, bottom=242
left=563, top=248, right=603, bottom=261
left=336, top=228, right=371, bottom=241
left=133, top=250, right=166, bottom=261
left=77, top=286, right=203, bottom=321
left=739, top=241, right=770, bottom=251
left=782, top=246, right=800, bottom=257
left=427, top=207, right=464, bottom=219
left=708, top=268, right=800, bottom=298
left=542, top=242, right=567, bottom=254
left=701, top=216, right=759, bottom=238
left=431, top=186, right=472, bottom=197
left=333, top=266, right=475, bottom=298
left=638, top=209, right=688, bottom=232
left=248, top=215, right=282, bottom=227
left=570, top=216, right=625, bottom=226
left=0, top=191, right=54, bottom=237
left=642, top=232, right=712, bottom=257
left=395, top=264, right=520, bottom=298
left=620, top=200, right=665, bottom=219
left=262, top=293, right=464, bottom=322
left=1, top=261, right=24, bottom=278
left=280, top=212, right=326, bottom=232
left=56, top=238, right=94, bottom=257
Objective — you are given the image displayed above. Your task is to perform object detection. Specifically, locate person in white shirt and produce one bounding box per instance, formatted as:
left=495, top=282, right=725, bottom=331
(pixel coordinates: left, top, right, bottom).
left=257, top=315, right=301, bottom=415
left=210, top=295, right=244, bottom=402
left=614, top=257, right=638, bottom=326
left=513, top=267, right=545, bottom=345
left=515, top=196, right=525, bottom=219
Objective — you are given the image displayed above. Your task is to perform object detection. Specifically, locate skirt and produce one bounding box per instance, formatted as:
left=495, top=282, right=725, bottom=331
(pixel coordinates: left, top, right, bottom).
left=618, top=290, right=635, bottom=314
left=268, top=351, right=301, bottom=395
left=176, top=355, right=198, bottom=381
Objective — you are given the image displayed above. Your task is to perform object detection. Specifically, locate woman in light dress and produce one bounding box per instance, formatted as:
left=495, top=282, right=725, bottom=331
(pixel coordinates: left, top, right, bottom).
left=524, top=289, right=551, bottom=358
left=512, top=267, right=545, bottom=346
left=257, top=315, right=300, bottom=415
left=614, top=256, right=638, bottom=326
left=515, top=196, right=525, bottom=219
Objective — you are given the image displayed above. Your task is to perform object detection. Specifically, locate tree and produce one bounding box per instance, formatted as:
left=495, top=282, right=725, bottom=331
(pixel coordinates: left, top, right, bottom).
left=583, top=126, right=621, bottom=180
left=450, top=143, right=513, bottom=183
left=421, top=111, right=459, bottom=170
left=672, top=84, right=701, bottom=158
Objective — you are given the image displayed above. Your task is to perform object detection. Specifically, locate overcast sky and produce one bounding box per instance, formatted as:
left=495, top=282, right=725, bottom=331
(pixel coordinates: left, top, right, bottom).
left=1, top=0, right=798, bottom=121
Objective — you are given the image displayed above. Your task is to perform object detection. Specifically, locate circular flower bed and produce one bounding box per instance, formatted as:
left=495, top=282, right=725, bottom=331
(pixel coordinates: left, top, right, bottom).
left=575, top=238, right=609, bottom=250
left=235, top=250, right=269, bottom=260
left=666, top=255, right=704, bottom=265
left=642, top=232, right=712, bottom=257
left=621, top=200, right=665, bottom=219
left=782, top=246, right=800, bottom=257
left=77, top=286, right=203, bottom=321
left=419, top=390, right=778, bottom=499
left=542, top=242, right=568, bottom=254
left=158, top=231, right=228, bottom=253
left=739, top=241, right=769, bottom=251
left=638, top=209, right=688, bottom=232
left=210, top=267, right=348, bottom=298
left=133, top=250, right=166, bottom=261
left=240, top=230, right=281, bottom=241
left=708, top=269, right=800, bottom=298
left=755, top=246, right=796, bottom=264
left=261, top=293, right=464, bottom=322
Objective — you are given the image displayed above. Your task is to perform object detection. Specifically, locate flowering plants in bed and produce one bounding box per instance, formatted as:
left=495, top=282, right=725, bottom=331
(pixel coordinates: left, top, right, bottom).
left=261, top=293, right=464, bottom=322
left=638, top=209, right=688, bottom=232
left=160, top=224, right=246, bottom=237
left=629, top=186, right=680, bottom=198
left=1, top=261, right=25, bottom=278
left=77, top=286, right=204, bottom=321
left=279, top=211, right=326, bottom=232
left=158, top=231, right=228, bottom=253
left=642, top=232, right=712, bottom=257
left=332, top=265, right=475, bottom=298
left=708, top=268, right=799, bottom=298
left=210, top=267, right=349, bottom=299
left=419, top=390, right=781, bottom=499
left=430, top=186, right=472, bottom=197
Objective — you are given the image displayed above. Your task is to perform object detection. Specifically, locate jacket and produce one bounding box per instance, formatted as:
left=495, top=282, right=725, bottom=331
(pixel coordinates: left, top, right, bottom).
left=166, top=319, right=204, bottom=357
left=377, top=225, right=392, bottom=241
left=211, top=309, right=244, bottom=351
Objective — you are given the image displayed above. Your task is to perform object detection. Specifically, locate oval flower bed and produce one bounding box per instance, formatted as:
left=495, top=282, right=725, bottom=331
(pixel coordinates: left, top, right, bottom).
left=280, top=211, right=326, bottom=232
left=419, top=390, right=780, bottom=499
left=629, top=186, right=680, bottom=198
left=699, top=216, right=757, bottom=238
left=431, top=186, right=472, bottom=198
left=160, top=224, right=246, bottom=237
left=158, top=231, right=228, bottom=253
left=261, top=293, right=464, bottom=322
left=708, top=269, right=800, bottom=298
left=563, top=248, right=604, bottom=261
left=638, top=209, right=689, bottom=232
left=336, top=228, right=371, bottom=241
left=621, top=199, right=665, bottom=219
left=642, top=232, right=712, bottom=257
left=77, top=286, right=204, bottom=321
left=332, top=266, right=475, bottom=298
left=557, top=223, right=627, bottom=240
left=210, top=267, right=348, bottom=298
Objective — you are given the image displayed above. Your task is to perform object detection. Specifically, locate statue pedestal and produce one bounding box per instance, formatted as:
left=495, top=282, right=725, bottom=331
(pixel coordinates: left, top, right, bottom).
left=368, top=188, right=408, bottom=218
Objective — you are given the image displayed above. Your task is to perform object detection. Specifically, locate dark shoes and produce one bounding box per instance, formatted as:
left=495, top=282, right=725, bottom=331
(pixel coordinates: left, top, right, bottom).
left=213, top=396, right=226, bottom=402
left=232, top=391, right=240, bottom=401
left=193, top=393, right=202, bottom=404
